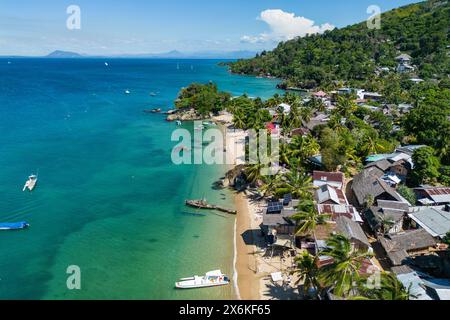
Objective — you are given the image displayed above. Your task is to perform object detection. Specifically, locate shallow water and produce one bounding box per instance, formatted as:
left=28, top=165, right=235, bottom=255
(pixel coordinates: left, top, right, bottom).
left=0, top=58, right=281, bottom=299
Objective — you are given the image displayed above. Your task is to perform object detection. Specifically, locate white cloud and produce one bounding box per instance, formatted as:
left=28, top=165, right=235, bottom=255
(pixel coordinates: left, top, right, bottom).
left=241, top=9, right=334, bottom=44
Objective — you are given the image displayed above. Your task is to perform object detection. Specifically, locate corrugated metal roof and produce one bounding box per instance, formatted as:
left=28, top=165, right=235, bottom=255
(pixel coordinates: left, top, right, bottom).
left=396, top=272, right=433, bottom=300
left=409, top=206, right=450, bottom=238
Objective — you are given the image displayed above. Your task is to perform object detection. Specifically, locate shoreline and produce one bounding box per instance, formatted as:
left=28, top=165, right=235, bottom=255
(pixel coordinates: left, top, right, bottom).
left=214, top=119, right=261, bottom=300
left=234, top=191, right=261, bottom=300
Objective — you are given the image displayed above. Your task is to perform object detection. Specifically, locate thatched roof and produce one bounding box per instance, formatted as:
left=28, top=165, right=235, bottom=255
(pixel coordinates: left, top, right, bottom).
left=352, top=167, right=402, bottom=206
left=365, top=206, right=405, bottom=232
left=336, top=216, right=370, bottom=248
left=378, top=229, right=437, bottom=265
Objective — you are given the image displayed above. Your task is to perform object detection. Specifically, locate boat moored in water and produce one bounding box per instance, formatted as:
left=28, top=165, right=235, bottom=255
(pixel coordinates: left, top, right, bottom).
left=0, top=222, right=30, bottom=231
left=23, top=174, right=38, bottom=192
left=175, top=270, right=230, bottom=289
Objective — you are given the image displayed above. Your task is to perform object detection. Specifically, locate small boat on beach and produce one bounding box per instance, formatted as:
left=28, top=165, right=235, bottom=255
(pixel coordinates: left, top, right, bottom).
left=23, top=174, right=38, bottom=192
left=175, top=270, right=230, bottom=289
left=0, top=222, right=29, bottom=231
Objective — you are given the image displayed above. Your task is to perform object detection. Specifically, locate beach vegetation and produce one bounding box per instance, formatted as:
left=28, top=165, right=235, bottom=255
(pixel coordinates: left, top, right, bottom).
left=175, top=82, right=231, bottom=116
left=318, top=234, right=373, bottom=298
left=291, top=200, right=329, bottom=237
left=292, top=251, right=321, bottom=299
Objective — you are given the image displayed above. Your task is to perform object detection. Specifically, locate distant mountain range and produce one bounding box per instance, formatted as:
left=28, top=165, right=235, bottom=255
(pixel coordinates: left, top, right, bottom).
left=2, top=50, right=259, bottom=59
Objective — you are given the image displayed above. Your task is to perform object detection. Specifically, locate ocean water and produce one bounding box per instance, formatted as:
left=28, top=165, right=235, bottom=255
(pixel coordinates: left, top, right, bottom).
left=0, top=58, right=281, bottom=300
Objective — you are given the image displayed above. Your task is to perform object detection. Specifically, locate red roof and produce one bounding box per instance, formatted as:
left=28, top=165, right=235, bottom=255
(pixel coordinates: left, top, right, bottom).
left=313, top=91, right=327, bottom=97
left=423, top=187, right=450, bottom=196
left=318, top=204, right=356, bottom=220
left=266, top=123, right=276, bottom=130
left=313, top=171, right=344, bottom=184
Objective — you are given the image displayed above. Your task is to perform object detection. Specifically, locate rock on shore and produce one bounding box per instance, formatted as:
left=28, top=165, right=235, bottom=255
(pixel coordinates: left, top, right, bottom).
left=166, top=108, right=206, bottom=121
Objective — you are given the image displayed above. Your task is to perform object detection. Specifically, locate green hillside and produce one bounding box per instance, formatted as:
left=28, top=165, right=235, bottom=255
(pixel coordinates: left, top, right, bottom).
left=229, top=0, right=449, bottom=89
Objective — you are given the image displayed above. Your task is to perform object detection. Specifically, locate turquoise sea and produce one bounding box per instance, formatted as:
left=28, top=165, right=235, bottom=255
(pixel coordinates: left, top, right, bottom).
left=0, top=59, right=281, bottom=300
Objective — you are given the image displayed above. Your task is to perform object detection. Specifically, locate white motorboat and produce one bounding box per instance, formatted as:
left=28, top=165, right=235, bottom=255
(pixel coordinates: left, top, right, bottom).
left=175, top=270, right=230, bottom=289
left=23, top=174, right=38, bottom=192
left=125, top=90, right=131, bottom=94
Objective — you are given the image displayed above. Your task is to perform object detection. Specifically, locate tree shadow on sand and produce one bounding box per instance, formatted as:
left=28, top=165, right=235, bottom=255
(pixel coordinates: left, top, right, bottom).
left=262, top=281, right=301, bottom=300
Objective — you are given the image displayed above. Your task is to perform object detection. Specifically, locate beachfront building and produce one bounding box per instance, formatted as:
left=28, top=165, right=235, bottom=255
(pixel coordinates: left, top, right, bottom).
left=261, top=195, right=300, bottom=240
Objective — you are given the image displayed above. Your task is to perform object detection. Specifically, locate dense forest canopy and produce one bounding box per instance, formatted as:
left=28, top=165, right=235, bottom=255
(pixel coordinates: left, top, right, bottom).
left=229, top=0, right=449, bottom=89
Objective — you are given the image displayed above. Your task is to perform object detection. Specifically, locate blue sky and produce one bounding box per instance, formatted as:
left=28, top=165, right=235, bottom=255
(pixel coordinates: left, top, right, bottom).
left=0, top=0, right=421, bottom=56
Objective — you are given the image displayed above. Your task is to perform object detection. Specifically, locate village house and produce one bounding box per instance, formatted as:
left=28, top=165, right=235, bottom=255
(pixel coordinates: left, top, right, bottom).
left=261, top=194, right=300, bottom=239
left=378, top=229, right=437, bottom=267
left=414, top=186, right=450, bottom=206
left=396, top=144, right=426, bottom=156
left=365, top=200, right=410, bottom=235
left=408, top=205, right=450, bottom=239
left=290, top=127, right=311, bottom=138
left=351, top=166, right=405, bottom=207
left=314, top=216, right=373, bottom=269
left=313, top=171, right=344, bottom=189
left=362, top=92, right=384, bottom=102
left=396, top=53, right=415, bottom=73
left=303, top=113, right=330, bottom=131
left=277, top=103, right=291, bottom=114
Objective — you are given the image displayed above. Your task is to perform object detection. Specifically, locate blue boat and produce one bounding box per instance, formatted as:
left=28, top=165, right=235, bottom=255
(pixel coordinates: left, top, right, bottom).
left=0, top=222, right=30, bottom=231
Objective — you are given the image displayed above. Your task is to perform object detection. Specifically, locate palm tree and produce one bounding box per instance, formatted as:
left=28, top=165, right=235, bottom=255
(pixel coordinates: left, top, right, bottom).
left=291, top=200, right=329, bottom=236
left=361, top=134, right=386, bottom=156
left=293, top=251, right=321, bottom=298
left=258, top=174, right=282, bottom=197
left=319, top=234, right=373, bottom=297
left=300, top=107, right=313, bottom=124
left=335, top=96, right=357, bottom=119
left=379, top=217, right=395, bottom=235
left=356, top=272, right=412, bottom=300
left=244, top=163, right=265, bottom=185
left=287, top=135, right=320, bottom=164
left=279, top=143, right=291, bottom=167
left=275, top=170, right=315, bottom=199
left=315, top=99, right=326, bottom=113
left=232, top=109, right=246, bottom=129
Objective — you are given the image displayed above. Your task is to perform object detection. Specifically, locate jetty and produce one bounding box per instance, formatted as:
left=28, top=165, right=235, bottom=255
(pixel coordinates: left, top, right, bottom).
left=185, top=199, right=237, bottom=215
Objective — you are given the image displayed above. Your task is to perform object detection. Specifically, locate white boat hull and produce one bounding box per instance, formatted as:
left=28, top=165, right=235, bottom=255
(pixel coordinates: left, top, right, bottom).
left=175, top=270, right=230, bottom=289
left=176, top=280, right=230, bottom=289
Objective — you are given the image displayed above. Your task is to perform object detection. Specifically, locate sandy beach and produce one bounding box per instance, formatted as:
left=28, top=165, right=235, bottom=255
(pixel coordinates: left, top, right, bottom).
left=234, top=192, right=261, bottom=300
left=214, top=114, right=300, bottom=300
